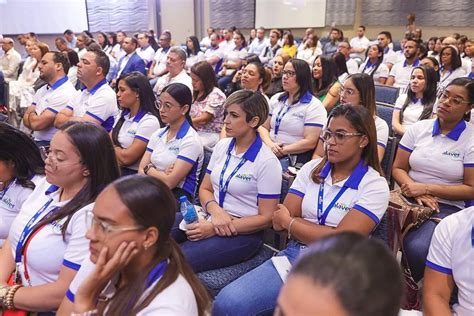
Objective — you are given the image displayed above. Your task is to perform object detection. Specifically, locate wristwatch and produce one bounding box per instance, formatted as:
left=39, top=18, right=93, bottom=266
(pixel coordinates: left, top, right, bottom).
left=143, top=163, right=154, bottom=175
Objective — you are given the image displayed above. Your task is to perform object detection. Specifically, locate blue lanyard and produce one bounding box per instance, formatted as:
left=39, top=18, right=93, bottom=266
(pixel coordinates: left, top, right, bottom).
left=274, top=103, right=290, bottom=135
left=363, top=60, right=376, bottom=73
left=471, top=225, right=474, bottom=248
left=218, top=141, right=248, bottom=207
left=0, top=178, right=16, bottom=200
left=317, top=181, right=349, bottom=225
left=145, top=260, right=168, bottom=288
left=14, top=199, right=57, bottom=263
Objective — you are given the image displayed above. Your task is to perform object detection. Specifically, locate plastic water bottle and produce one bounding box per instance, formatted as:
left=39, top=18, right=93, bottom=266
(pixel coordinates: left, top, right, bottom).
left=179, top=196, right=198, bottom=224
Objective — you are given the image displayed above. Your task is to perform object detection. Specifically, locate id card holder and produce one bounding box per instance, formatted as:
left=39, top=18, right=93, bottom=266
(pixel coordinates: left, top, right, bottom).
left=14, top=262, right=23, bottom=284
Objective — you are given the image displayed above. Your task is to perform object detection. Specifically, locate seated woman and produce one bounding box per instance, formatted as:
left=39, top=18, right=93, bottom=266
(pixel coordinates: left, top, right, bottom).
left=265, top=54, right=289, bottom=98
left=66, top=50, right=80, bottom=88
left=0, top=122, right=119, bottom=314
left=312, top=55, right=342, bottom=112
left=423, top=206, right=474, bottom=316
left=276, top=233, right=403, bottom=316
left=172, top=90, right=282, bottom=272
left=281, top=32, right=297, bottom=58
left=296, top=33, right=321, bottom=66
left=9, top=41, right=49, bottom=111
left=217, top=31, right=247, bottom=91
left=111, top=72, right=161, bottom=176
left=213, top=104, right=390, bottom=315
left=185, top=36, right=204, bottom=72
left=358, top=44, right=389, bottom=84
left=392, top=65, right=437, bottom=137
left=139, top=83, right=203, bottom=201
left=392, top=78, right=474, bottom=283
left=333, top=52, right=350, bottom=83
left=438, top=45, right=466, bottom=93
left=421, top=57, right=440, bottom=82
left=0, top=123, right=44, bottom=246
left=189, top=61, right=226, bottom=148
left=56, top=175, right=211, bottom=315
left=228, top=60, right=271, bottom=96
left=260, top=58, right=327, bottom=170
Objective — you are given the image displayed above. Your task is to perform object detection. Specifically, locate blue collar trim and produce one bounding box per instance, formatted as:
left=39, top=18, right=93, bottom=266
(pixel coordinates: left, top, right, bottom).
left=122, top=109, right=147, bottom=123
left=279, top=91, right=313, bottom=104
left=432, top=119, right=466, bottom=141
left=176, top=119, right=191, bottom=139
left=403, top=58, right=420, bottom=68
left=228, top=133, right=262, bottom=163
left=88, top=79, right=107, bottom=95
left=49, top=76, right=68, bottom=90
left=45, top=185, right=60, bottom=195
left=319, top=160, right=369, bottom=189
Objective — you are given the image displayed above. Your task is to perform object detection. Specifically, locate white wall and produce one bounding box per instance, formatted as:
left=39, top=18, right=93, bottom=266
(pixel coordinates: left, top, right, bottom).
left=160, top=0, right=195, bottom=45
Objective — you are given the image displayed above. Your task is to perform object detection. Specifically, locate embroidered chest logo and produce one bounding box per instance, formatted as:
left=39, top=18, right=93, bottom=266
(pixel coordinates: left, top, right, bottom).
left=235, top=174, right=252, bottom=182
left=0, top=197, right=15, bottom=209
left=127, top=129, right=137, bottom=136
left=168, top=145, right=179, bottom=154
left=291, top=112, right=305, bottom=120
left=334, top=202, right=351, bottom=212
left=50, top=218, right=67, bottom=233
left=442, top=150, right=461, bottom=158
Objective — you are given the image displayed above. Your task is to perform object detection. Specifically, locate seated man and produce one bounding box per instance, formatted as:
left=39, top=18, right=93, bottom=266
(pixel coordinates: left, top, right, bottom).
left=204, top=33, right=224, bottom=73
left=386, top=38, right=421, bottom=94
left=148, top=32, right=171, bottom=85
left=136, top=32, right=155, bottom=66
left=23, top=51, right=76, bottom=146
left=112, top=36, right=146, bottom=86
left=154, top=47, right=192, bottom=95
left=54, top=48, right=118, bottom=132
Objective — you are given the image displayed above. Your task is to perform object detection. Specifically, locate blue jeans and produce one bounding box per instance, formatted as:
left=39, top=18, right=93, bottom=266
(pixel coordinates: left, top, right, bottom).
left=217, top=74, right=234, bottom=91
left=403, top=203, right=461, bottom=282
left=171, top=212, right=263, bottom=273
left=212, top=241, right=305, bottom=316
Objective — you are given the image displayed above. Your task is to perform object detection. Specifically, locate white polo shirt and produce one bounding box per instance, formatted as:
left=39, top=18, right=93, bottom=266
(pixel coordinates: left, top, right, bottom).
left=426, top=206, right=474, bottom=316
left=349, top=36, right=370, bottom=60
left=268, top=91, right=327, bottom=145
left=383, top=48, right=398, bottom=66
left=32, top=76, right=76, bottom=141
left=136, top=45, right=155, bottom=65
left=388, top=59, right=421, bottom=94
left=346, top=58, right=359, bottom=75
left=114, top=110, right=161, bottom=170
left=147, top=120, right=203, bottom=197
left=206, top=134, right=282, bottom=218
left=394, top=94, right=425, bottom=128
left=151, top=47, right=170, bottom=76
left=375, top=116, right=389, bottom=149
left=153, top=69, right=193, bottom=95
left=66, top=257, right=198, bottom=315
left=8, top=178, right=92, bottom=286
left=359, top=60, right=389, bottom=82
left=288, top=158, right=389, bottom=228
left=67, top=79, right=119, bottom=132
left=399, top=118, right=474, bottom=209
left=439, top=67, right=467, bottom=92
left=204, top=46, right=224, bottom=72
left=0, top=175, right=44, bottom=245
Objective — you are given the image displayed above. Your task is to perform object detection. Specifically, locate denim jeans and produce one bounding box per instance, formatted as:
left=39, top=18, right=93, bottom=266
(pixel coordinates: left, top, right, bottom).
left=171, top=212, right=263, bottom=273
left=403, top=203, right=461, bottom=282
left=212, top=240, right=305, bottom=316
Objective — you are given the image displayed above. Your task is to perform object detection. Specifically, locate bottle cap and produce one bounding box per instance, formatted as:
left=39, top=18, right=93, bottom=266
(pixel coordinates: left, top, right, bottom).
left=179, top=196, right=188, bottom=203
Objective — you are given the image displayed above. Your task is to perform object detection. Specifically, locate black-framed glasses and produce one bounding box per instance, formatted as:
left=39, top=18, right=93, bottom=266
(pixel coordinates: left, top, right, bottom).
left=320, top=129, right=363, bottom=144
left=282, top=70, right=296, bottom=77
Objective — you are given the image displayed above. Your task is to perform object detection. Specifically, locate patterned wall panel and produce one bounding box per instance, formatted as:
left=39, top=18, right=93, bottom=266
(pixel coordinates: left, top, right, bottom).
left=86, top=0, right=149, bottom=32
left=210, top=0, right=255, bottom=29
left=362, top=0, right=474, bottom=27
left=325, top=0, right=356, bottom=26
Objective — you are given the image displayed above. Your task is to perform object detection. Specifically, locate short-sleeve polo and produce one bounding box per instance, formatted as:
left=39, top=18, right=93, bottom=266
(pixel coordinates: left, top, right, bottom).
left=358, top=61, right=389, bottom=82
left=147, top=120, right=203, bottom=197
left=8, top=178, right=92, bottom=286
left=399, top=118, right=474, bottom=209
left=388, top=59, right=421, bottom=94
left=375, top=116, right=389, bottom=149
left=32, top=76, right=76, bottom=141
left=114, top=110, right=161, bottom=170
left=426, top=206, right=474, bottom=315
left=288, top=158, right=389, bottom=227
left=394, top=94, right=424, bottom=128
left=206, top=134, right=282, bottom=218
left=67, top=79, right=119, bottom=132
left=268, top=91, right=327, bottom=145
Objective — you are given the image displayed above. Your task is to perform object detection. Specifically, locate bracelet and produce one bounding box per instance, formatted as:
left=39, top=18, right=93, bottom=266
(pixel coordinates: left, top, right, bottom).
left=4, top=284, right=21, bottom=310
left=0, top=285, right=10, bottom=308
left=287, top=217, right=297, bottom=240
left=204, top=199, right=217, bottom=212
left=71, top=309, right=99, bottom=316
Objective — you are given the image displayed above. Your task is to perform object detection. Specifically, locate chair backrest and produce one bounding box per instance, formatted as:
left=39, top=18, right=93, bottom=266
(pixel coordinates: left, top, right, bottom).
left=195, top=146, right=214, bottom=203
left=376, top=103, right=394, bottom=136
left=375, top=84, right=399, bottom=106
left=380, top=136, right=398, bottom=189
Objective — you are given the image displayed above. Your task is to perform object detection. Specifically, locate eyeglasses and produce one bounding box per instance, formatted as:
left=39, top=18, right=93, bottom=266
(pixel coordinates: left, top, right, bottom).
left=320, top=129, right=363, bottom=144
left=339, top=87, right=358, bottom=96
left=439, top=91, right=470, bottom=106
left=156, top=99, right=177, bottom=111
left=86, top=211, right=144, bottom=236
left=282, top=70, right=296, bottom=77
left=40, top=146, right=82, bottom=171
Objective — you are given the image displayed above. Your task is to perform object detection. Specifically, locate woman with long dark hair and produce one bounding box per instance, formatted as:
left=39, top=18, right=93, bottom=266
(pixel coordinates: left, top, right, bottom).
left=139, top=83, right=203, bottom=201
left=185, top=36, right=204, bottom=71
left=0, top=123, right=45, bottom=245
left=358, top=44, right=389, bottom=84
left=189, top=61, right=226, bottom=147
left=213, top=104, right=389, bottom=315
left=111, top=72, right=160, bottom=176
left=57, top=175, right=211, bottom=315
left=392, top=65, right=438, bottom=136
left=438, top=45, right=466, bottom=93
left=0, top=122, right=119, bottom=313
left=312, top=55, right=342, bottom=112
